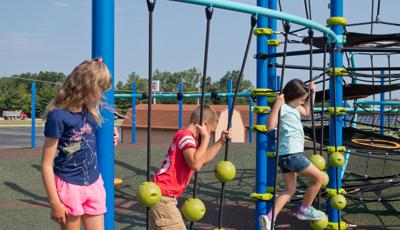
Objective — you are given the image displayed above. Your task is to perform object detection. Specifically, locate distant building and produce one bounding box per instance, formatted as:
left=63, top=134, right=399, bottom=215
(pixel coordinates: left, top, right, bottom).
left=120, top=104, right=255, bottom=143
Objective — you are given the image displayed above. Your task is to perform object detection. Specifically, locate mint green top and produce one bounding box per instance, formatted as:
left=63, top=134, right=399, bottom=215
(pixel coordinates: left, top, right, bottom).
left=278, top=103, right=304, bottom=155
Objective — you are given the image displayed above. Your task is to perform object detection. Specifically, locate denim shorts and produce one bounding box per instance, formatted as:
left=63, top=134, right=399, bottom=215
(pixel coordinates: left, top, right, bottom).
left=278, top=152, right=311, bottom=173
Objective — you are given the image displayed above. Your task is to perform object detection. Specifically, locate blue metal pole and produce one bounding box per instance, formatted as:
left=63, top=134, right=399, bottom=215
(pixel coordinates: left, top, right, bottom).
left=228, top=79, right=233, bottom=126
left=266, top=0, right=277, bottom=213
left=132, top=82, right=136, bottom=144
left=249, top=99, right=253, bottom=143
left=327, top=0, right=343, bottom=226
left=179, top=82, right=183, bottom=129
left=256, top=0, right=268, bottom=229
left=92, top=0, right=114, bottom=228
left=31, top=83, right=36, bottom=149
left=380, top=70, right=385, bottom=135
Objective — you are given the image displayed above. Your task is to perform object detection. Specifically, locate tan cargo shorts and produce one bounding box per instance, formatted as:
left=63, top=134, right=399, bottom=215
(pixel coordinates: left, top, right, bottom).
left=149, top=196, right=186, bottom=230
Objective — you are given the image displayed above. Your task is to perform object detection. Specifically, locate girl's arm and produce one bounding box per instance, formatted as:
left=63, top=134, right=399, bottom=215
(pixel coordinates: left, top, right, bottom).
left=266, top=94, right=285, bottom=130
left=203, top=129, right=232, bottom=164
left=299, top=82, right=316, bottom=117
left=41, top=137, right=68, bottom=224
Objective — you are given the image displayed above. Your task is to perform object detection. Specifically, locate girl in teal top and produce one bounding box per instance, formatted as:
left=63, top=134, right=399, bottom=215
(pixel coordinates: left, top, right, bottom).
left=261, top=79, right=325, bottom=230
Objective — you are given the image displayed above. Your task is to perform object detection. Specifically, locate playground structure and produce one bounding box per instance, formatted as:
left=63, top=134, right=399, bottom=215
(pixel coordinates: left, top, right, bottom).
left=17, top=0, right=400, bottom=229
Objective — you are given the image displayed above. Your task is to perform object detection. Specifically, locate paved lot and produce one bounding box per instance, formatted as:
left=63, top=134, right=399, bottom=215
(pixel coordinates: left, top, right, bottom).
left=0, top=127, right=44, bottom=150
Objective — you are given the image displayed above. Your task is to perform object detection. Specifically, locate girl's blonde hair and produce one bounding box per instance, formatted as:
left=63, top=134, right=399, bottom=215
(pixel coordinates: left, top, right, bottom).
left=45, top=58, right=112, bottom=124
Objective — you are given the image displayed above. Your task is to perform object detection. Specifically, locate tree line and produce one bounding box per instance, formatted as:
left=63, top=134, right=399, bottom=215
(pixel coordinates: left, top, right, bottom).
left=0, top=68, right=253, bottom=117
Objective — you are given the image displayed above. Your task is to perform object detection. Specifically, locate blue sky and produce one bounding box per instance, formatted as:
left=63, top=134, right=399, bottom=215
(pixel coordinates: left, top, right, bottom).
left=1, top=0, right=399, bottom=98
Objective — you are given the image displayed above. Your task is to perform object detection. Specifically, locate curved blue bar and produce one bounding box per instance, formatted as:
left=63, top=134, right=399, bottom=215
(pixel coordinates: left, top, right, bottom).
left=171, top=0, right=339, bottom=42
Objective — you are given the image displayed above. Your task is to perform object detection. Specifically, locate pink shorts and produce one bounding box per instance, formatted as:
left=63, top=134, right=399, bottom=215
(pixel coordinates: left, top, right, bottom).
left=55, top=175, right=107, bottom=216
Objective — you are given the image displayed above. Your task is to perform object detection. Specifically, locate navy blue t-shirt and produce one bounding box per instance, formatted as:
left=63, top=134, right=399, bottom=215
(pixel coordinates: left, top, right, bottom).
left=44, top=108, right=100, bottom=186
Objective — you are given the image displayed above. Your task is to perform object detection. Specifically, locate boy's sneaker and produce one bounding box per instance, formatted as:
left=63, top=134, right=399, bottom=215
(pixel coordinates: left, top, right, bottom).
left=296, top=207, right=325, bottom=220
left=259, top=215, right=272, bottom=230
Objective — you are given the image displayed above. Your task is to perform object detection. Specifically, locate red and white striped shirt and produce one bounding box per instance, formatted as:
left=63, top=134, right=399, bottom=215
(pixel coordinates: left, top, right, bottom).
left=153, top=129, right=198, bottom=198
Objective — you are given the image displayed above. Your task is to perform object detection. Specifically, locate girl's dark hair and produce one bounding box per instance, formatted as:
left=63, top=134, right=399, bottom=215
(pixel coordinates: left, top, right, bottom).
left=282, top=79, right=309, bottom=103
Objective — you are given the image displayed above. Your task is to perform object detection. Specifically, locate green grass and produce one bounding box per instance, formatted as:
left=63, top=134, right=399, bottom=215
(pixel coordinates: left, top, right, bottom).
left=0, top=119, right=44, bottom=125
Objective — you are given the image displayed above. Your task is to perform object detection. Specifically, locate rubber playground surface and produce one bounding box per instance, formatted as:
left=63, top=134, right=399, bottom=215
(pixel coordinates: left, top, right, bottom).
left=0, top=128, right=399, bottom=229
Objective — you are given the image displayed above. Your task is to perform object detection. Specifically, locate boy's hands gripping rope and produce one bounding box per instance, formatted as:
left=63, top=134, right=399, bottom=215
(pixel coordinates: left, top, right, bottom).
left=196, top=123, right=211, bottom=140
left=220, top=128, right=232, bottom=143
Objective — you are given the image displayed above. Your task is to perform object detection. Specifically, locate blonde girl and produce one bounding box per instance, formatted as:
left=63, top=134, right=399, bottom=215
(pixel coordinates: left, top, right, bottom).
left=41, top=58, right=118, bottom=230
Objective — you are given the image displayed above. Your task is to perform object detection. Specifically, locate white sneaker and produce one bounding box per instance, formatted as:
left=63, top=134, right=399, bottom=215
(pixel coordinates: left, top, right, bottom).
left=259, top=215, right=271, bottom=230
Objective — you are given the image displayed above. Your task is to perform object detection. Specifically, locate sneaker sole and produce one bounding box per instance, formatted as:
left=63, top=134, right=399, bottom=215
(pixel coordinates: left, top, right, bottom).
left=296, top=214, right=325, bottom=221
